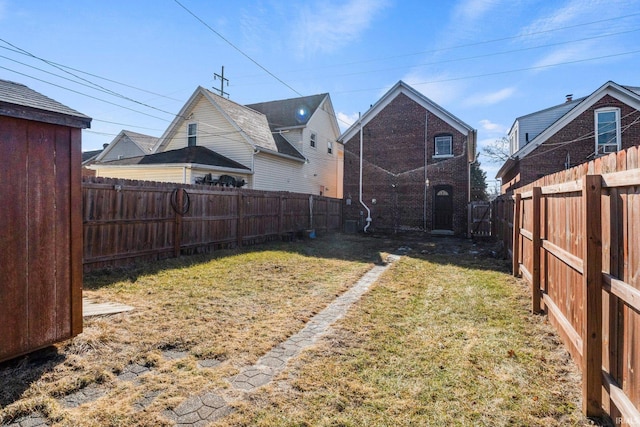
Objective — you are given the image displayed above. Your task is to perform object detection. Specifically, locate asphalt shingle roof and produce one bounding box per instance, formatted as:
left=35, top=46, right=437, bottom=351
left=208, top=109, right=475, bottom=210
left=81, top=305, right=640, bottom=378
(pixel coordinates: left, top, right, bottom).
left=121, top=130, right=158, bottom=153
left=99, top=146, right=250, bottom=170
left=0, top=79, right=91, bottom=128
left=246, top=93, right=327, bottom=130
left=207, top=91, right=279, bottom=153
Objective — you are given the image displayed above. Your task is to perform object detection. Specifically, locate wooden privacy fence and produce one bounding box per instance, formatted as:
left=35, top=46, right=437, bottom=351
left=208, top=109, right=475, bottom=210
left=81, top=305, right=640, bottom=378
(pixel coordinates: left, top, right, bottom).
left=82, top=177, right=342, bottom=271
left=492, top=147, right=640, bottom=423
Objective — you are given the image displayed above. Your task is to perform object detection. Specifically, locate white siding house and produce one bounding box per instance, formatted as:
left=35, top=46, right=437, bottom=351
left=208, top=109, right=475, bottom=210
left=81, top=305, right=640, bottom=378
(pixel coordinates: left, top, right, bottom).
left=95, top=130, right=158, bottom=161
left=90, top=87, right=343, bottom=197
left=507, top=95, right=584, bottom=155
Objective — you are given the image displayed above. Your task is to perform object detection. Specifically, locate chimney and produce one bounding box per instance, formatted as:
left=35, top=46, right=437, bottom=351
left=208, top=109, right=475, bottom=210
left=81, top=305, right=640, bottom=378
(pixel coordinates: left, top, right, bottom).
left=103, top=143, right=109, bottom=149
left=566, top=94, right=573, bottom=103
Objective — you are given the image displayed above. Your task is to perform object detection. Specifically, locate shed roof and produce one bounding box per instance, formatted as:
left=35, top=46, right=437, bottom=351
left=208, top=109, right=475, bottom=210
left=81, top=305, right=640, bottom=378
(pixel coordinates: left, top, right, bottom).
left=0, top=79, right=91, bottom=128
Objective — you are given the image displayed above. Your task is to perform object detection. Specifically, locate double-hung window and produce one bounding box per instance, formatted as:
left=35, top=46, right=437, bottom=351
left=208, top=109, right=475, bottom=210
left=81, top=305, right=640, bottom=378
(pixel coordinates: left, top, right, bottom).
left=188, top=123, right=197, bottom=147
left=595, top=108, right=621, bottom=154
left=434, top=135, right=453, bottom=157
left=327, top=140, right=333, bottom=155
left=310, top=132, right=317, bottom=148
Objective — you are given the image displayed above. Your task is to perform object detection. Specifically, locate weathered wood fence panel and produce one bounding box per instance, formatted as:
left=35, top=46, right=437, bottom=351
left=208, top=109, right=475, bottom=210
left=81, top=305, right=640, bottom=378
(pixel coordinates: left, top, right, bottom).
left=492, top=147, right=640, bottom=423
left=82, top=177, right=342, bottom=271
left=467, top=201, right=491, bottom=237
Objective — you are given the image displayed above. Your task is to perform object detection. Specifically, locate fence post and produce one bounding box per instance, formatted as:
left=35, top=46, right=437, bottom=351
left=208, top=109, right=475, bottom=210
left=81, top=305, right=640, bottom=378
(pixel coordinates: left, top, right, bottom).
left=502, top=199, right=509, bottom=252
left=490, top=200, right=496, bottom=238
left=582, top=175, right=603, bottom=417
left=512, top=193, right=521, bottom=276
left=174, top=188, right=183, bottom=258
left=532, top=187, right=542, bottom=314
left=237, top=191, right=244, bottom=248
left=278, top=194, right=284, bottom=235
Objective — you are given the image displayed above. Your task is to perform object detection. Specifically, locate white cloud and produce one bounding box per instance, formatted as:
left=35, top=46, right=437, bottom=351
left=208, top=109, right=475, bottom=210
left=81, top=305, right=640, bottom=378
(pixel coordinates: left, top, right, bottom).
left=463, top=87, right=516, bottom=107
left=519, top=1, right=585, bottom=37
left=517, top=0, right=623, bottom=43
left=337, top=111, right=359, bottom=132
left=452, top=0, right=501, bottom=22
left=291, top=0, right=389, bottom=58
left=479, top=119, right=507, bottom=134
left=530, top=41, right=598, bottom=70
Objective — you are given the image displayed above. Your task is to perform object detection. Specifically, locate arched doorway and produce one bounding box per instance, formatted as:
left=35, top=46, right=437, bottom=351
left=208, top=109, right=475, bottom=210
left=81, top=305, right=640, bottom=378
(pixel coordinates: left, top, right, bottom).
left=433, top=185, right=453, bottom=230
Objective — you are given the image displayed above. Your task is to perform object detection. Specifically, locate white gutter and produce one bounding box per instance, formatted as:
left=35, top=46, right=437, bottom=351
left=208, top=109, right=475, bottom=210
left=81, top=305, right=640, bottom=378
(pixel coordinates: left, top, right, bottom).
left=359, top=113, right=372, bottom=232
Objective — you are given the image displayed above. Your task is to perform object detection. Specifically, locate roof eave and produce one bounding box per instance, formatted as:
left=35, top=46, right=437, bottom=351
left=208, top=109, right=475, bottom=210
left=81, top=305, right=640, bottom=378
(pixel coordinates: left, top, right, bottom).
left=0, top=103, right=91, bottom=129
left=496, top=157, right=517, bottom=179
left=89, top=163, right=252, bottom=174
left=255, top=147, right=306, bottom=163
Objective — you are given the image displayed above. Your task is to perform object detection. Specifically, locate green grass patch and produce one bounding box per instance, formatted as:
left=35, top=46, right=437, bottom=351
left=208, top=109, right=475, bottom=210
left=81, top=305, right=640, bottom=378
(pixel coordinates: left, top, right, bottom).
left=217, top=250, right=592, bottom=426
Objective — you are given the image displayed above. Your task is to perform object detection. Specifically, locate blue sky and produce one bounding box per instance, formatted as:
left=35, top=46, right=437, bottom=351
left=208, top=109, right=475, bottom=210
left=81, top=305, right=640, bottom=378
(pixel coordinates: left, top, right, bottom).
left=2, top=0, right=640, bottom=185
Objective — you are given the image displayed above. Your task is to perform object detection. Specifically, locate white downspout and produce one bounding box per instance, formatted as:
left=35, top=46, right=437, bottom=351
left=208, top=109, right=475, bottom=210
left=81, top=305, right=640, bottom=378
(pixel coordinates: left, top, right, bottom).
left=359, top=113, right=372, bottom=232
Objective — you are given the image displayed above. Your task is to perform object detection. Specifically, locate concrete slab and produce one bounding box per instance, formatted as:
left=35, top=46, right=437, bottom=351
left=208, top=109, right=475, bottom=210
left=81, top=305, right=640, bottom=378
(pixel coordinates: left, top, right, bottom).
left=83, top=297, right=134, bottom=317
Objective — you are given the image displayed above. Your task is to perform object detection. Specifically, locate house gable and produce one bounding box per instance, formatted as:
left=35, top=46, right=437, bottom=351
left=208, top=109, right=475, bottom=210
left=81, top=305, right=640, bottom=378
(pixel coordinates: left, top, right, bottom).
left=340, top=80, right=475, bottom=235
left=96, top=130, right=158, bottom=162
left=514, top=81, right=640, bottom=160
left=508, top=96, right=585, bottom=154
left=497, top=81, right=640, bottom=191
left=340, top=81, right=474, bottom=144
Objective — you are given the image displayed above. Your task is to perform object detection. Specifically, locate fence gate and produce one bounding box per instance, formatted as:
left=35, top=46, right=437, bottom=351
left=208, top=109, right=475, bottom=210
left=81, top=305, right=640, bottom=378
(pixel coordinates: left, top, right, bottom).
left=467, top=201, right=491, bottom=238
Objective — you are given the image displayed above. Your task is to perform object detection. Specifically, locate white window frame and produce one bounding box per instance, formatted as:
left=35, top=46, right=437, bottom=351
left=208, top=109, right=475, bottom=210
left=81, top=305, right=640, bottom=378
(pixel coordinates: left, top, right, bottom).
left=594, top=107, right=621, bottom=155
left=434, top=135, right=453, bottom=158
left=187, top=122, right=197, bottom=147
left=310, top=132, right=317, bottom=148
left=327, top=140, right=333, bottom=155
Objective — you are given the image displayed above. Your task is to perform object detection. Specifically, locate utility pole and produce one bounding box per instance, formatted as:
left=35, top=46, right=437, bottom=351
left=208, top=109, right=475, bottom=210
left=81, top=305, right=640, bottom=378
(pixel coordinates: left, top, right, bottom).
left=213, top=66, right=229, bottom=98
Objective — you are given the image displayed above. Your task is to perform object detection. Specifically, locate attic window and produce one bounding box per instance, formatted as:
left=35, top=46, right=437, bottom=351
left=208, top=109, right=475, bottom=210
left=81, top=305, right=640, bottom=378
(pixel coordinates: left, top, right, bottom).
left=595, top=108, right=620, bottom=154
left=327, top=140, right=333, bottom=155
left=310, top=132, right=317, bottom=148
left=188, top=123, right=197, bottom=147
left=434, top=135, right=453, bottom=157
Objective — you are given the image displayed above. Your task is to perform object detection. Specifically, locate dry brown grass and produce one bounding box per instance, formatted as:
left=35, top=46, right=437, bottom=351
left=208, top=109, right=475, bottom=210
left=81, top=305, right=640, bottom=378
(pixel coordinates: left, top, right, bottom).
left=0, top=234, right=385, bottom=426
left=212, top=241, right=599, bottom=427
left=0, top=233, right=600, bottom=426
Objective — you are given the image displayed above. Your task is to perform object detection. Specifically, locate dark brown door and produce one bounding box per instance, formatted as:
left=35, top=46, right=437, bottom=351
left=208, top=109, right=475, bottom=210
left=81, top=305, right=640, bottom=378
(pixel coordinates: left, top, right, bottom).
left=433, top=186, right=453, bottom=230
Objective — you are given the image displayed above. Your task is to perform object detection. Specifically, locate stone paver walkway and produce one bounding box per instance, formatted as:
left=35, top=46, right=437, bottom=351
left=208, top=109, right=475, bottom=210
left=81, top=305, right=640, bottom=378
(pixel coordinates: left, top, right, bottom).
left=163, top=252, right=402, bottom=425
left=2, top=251, right=404, bottom=427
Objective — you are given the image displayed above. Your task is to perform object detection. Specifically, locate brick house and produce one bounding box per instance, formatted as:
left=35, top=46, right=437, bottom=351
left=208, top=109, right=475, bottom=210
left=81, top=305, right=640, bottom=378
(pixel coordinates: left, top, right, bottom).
left=339, top=81, right=477, bottom=235
left=497, top=81, right=640, bottom=193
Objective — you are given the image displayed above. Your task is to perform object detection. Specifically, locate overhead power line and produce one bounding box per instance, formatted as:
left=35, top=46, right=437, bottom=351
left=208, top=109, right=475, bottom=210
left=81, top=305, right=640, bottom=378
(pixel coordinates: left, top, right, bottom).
left=334, top=49, right=640, bottom=95
left=0, top=43, right=185, bottom=102
left=0, top=65, right=170, bottom=121
left=172, top=0, right=302, bottom=97
left=234, top=11, right=640, bottom=78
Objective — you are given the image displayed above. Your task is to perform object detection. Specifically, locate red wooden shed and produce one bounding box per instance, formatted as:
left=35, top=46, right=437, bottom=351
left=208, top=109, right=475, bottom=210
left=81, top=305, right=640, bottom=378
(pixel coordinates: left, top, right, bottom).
left=0, top=79, right=91, bottom=362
